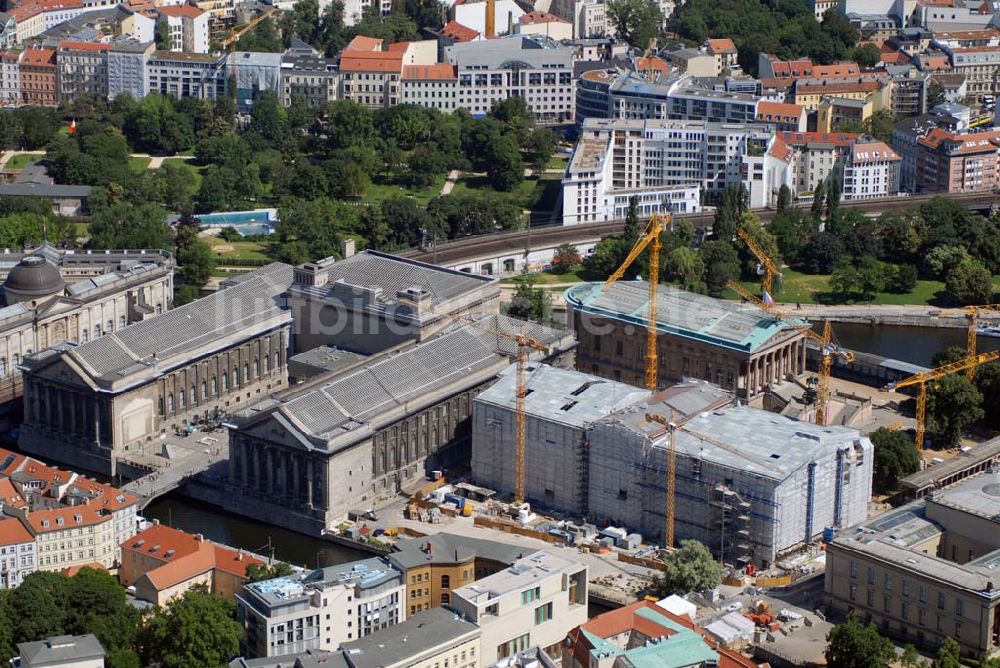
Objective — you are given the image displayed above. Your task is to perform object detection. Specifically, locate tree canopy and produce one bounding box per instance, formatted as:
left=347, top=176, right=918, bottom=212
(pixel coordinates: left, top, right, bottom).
left=825, top=611, right=895, bottom=668
left=655, top=540, right=723, bottom=596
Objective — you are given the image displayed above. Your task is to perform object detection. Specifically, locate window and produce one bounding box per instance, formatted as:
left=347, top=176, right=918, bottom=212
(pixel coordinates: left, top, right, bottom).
left=849, top=583, right=856, bottom=601
left=937, top=592, right=945, bottom=610
left=919, top=585, right=927, bottom=603
left=849, top=560, right=857, bottom=579
left=202, top=381, right=207, bottom=399
left=119, top=316, right=126, bottom=329
left=497, top=634, right=530, bottom=660
left=902, top=579, right=910, bottom=598
left=866, top=590, right=874, bottom=607
left=883, top=595, right=891, bottom=613
left=867, top=567, right=875, bottom=585
left=956, top=599, right=964, bottom=617
left=441, top=593, right=450, bottom=605
left=167, top=393, right=174, bottom=413
left=521, top=587, right=540, bottom=605
left=884, top=574, right=892, bottom=591
left=107, top=319, right=113, bottom=334
left=441, top=574, right=450, bottom=589
left=534, top=602, right=553, bottom=624
left=901, top=602, right=908, bottom=620
left=222, top=373, right=228, bottom=391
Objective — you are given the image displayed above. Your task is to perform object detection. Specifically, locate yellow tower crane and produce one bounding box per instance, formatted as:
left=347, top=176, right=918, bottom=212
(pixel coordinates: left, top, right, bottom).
left=221, top=8, right=276, bottom=52
left=885, top=350, right=1000, bottom=450
left=602, top=213, right=669, bottom=390
left=936, top=304, right=1000, bottom=379
left=738, top=227, right=781, bottom=298
left=728, top=281, right=854, bottom=425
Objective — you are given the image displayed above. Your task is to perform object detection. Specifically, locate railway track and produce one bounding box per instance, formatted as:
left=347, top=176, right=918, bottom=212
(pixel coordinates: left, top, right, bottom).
left=404, top=192, right=999, bottom=266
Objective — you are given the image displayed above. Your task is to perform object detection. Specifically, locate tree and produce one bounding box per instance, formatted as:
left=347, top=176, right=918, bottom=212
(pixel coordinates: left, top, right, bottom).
left=870, top=428, right=920, bottom=493
left=195, top=165, right=236, bottom=213
left=932, top=637, right=962, bottom=668
left=585, top=235, right=629, bottom=279
left=155, top=19, right=171, bottom=50
left=902, top=644, right=920, bottom=668
left=607, top=0, right=663, bottom=47
left=811, top=180, right=826, bottom=221
left=176, top=238, right=215, bottom=287
left=864, top=110, right=897, bottom=143
left=324, top=100, right=375, bottom=150
left=137, top=585, right=241, bottom=668
left=769, top=209, right=817, bottom=265
left=552, top=243, right=581, bottom=274
left=506, top=276, right=554, bottom=325
left=486, top=135, right=524, bottom=192
left=655, top=540, right=723, bottom=596
left=799, top=232, right=845, bottom=274
left=246, top=562, right=295, bottom=583
left=852, top=42, right=882, bottom=68
left=776, top=184, right=791, bottom=213
left=665, top=247, right=706, bottom=293
left=712, top=185, right=746, bottom=242
left=975, top=362, right=1000, bottom=429
left=945, top=258, right=993, bottom=306
left=926, top=374, right=983, bottom=449
left=623, top=196, right=641, bottom=244
left=701, top=239, right=740, bottom=297
left=927, top=79, right=946, bottom=109
left=7, top=571, right=71, bottom=644
left=922, top=245, right=971, bottom=280
left=824, top=611, right=895, bottom=668
left=274, top=196, right=358, bottom=263
left=827, top=177, right=841, bottom=218
left=525, top=128, right=556, bottom=171
left=883, top=264, right=917, bottom=294
left=88, top=202, right=171, bottom=249
left=250, top=92, right=287, bottom=146
left=325, top=160, right=370, bottom=199
left=236, top=17, right=283, bottom=52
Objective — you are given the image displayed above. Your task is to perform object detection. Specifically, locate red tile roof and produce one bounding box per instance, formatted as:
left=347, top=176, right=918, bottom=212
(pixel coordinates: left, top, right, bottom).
left=756, top=101, right=804, bottom=122
left=780, top=130, right=861, bottom=147
left=25, top=505, right=110, bottom=534
left=157, top=4, right=205, bottom=17
left=852, top=140, right=900, bottom=163
left=0, top=451, right=26, bottom=477
left=339, top=51, right=404, bottom=73
left=918, top=127, right=1000, bottom=154
left=59, top=41, right=112, bottom=52
left=441, top=20, right=478, bottom=41
left=0, top=479, right=27, bottom=511
left=520, top=10, right=569, bottom=24
left=125, top=524, right=262, bottom=590
left=39, top=0, right=84, bottom=10
left=346, top=35, right=383, bottom=52
left=0, top=517, right=32, bottom=546
left=795, top=79, right=883, bottom=95
left=768, top=134, right=793, bottom=162
left=62, top=562, right=108, bottom=577
left=20, top=48, right=56, bottom=66
left=636, top=56, right=670, bottom=74
left=402, top=64, right=457, bottom=80
left=706, top=38, right=737, bottom=54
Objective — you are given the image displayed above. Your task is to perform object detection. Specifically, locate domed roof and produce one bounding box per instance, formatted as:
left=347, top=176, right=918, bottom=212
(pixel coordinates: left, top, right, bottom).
left=3, top=256, right=64, bottom=300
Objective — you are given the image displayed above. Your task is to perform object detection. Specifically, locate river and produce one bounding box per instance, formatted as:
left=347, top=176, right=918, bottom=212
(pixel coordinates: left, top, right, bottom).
left=143, top=496, right=368, bottom=569
left=831, top=322, right=1000, bottom=367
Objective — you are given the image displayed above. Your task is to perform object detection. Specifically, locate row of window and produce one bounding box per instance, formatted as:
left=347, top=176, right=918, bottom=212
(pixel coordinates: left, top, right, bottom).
left=162, top=354, right=277, bottom=415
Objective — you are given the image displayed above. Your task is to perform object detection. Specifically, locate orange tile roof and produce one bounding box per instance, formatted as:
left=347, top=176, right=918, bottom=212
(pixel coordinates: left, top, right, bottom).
left=441, top=20, right=478, bottom=41
left=158, top=4, right=205, bottom=17
left=636, top=56, right=669, bottom=74
left=768, top=134, right=793, bottom=162
left=143, top=543, right=216, bottom=590
left=402, top=64, right=457, bottom=80
left=212, top=544, right=262, bottom=578
left=10, top=4, right=42, bottom=20
left=339, top=51, right=404, bottom=73
left=0, top=517, right=32, bottom=546
left=20, top=48, right=56, bottom=66
left=0, top=479, right=27, bottom=511
left=0, top=450, right=26, bottom=476
left=918, top=127, right=1000, bottom=153
left=386, top=40, right=411, bottom=52
left=123, top=524, right=262, bottom=589
left=520, top=10, right=569, bottom=24
left=759, top=77, right=794, bottom=90
left=25, top=505, right=110, bottom=534
left=39, top=0, right=84, bottom=9
left=124, top=523, right=202, bottom=563
left=781, top=130, right=861, bottom=146
left=346, top=35, right=383, bottom=52
left=852, top=140, right=900, bottom=163
left=756, top=101, right=804, bottom=121
left=59, top=41, right=112, bottom=52
left=795, top=79, right=883, bottom=95
left=706, top=38, right=737, bottom=54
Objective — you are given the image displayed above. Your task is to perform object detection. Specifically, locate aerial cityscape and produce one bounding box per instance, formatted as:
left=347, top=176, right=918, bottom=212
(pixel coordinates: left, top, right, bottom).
left=0, top=0, right=999, bottom=665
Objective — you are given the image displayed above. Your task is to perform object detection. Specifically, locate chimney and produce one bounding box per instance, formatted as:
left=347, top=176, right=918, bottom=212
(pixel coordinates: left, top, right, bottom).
left=341, top=239, right=356, bottom=258
left=237, top=551, right=244, bottom=561
left=152, top=518, right=160, bottom=525
left=293, top=256, right=337, bottom=288
left=195, top=533, right=203, bottom=542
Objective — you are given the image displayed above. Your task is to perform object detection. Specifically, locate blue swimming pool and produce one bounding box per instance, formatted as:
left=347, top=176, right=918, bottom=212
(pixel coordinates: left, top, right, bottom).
left=197, top=208, right=277, bottom=236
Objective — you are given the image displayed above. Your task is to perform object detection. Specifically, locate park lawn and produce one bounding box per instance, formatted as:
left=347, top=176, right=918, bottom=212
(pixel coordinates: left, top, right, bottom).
left=161, top=158, right=204, bottom=193
left=451, top=174, right=559, bottom=212
left=128, top=156, right=151, bottom=172
left=545, top=155, right=569, bottom=171
left=362, top=174, right=446, bottom=207
left=205, top=236, right=270, bottom=261
left=501, top=264, right=600, bottom=285
left=4, top=154, right=37, bottom=170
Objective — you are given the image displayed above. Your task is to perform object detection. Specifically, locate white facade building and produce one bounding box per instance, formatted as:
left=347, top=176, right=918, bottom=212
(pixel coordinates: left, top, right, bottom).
left=157, top=5, right=210, bottom=54
left=0, top=517, right=35, bottom=589
left=843, top=140, right=901, bottom=199
left=342, top=0, right=392, bottom=26
left=0, top=52, right=19, bottom=105
left=237, top=558, right=406, bottom=659
left=451, top=550, right=588, bottom=663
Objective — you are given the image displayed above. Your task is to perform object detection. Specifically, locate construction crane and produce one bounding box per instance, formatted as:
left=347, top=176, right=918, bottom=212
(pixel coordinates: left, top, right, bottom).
left=885, top=350, right=1000, bottom=449
left=737, top=227, right=781, bottom=299
left=221, top=8, right=275, bottom=51
left=936, top=304, right=1000, bottom=379
left=453, top=316, right=547, bottom=505
left=602, top=213, right=669, bottom=390
left=485, top=0, right=495, bottom=37
left=728, top=281, right=854, bottom=425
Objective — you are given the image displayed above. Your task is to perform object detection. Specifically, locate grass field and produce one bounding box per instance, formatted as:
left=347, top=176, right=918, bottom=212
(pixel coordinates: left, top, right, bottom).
left=501, top=264, right=601, bottom=284
left=451, top=173, right=562, bottom=214
left=545, top=155, right=569, bottom=171
left=362, top=174, right=447, bottom=206
left=4, top=154, right=37, bottom=170
left=205, top=236, right=270, bottom=261
left=128, top=156, right=151, bottom=171
left=722, top=268, right=1000, bottom=306
left=161, top=158, right=205, bottom=193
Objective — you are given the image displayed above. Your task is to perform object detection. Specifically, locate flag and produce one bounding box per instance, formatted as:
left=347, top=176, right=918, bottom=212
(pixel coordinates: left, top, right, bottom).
left=68, top=119, right=77, bottom=135
left=762, top=290, right=775, bottom=306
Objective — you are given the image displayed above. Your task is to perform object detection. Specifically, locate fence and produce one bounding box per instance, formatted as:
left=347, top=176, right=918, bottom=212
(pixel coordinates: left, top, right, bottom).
left=473, top=515, right=557, bottom=543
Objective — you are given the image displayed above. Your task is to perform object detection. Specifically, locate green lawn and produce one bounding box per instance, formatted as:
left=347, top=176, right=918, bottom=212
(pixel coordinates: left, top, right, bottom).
left=128, top=156, right=151, bottom=172
left=451, top=174, right=562, bottom=213
left=362, top=174, right=446, bottom=206
left=720, top=268, right=1000, bottom=306
left=4, top=154, right=37, bottom=170
left=205, top=236, right=270, bottom=261
left=545, top=154, right=569, bottom=171
left=160, top=158, right=204, bottom=193
left=501, top=264, right=600, bottom=284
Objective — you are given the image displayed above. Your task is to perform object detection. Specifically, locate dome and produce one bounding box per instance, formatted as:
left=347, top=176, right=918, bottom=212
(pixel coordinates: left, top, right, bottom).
left=2, top=256, right=64, bottom=305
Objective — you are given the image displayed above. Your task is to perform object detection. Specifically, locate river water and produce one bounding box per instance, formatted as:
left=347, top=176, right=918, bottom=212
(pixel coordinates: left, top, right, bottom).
left=143, top=322, right=1000, bottom=568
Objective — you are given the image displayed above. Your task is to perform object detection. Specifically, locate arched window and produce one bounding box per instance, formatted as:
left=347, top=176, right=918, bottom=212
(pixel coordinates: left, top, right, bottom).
left=253, top=359, right=259, bottom=377
left=81, top=330, right=88, bottom=343
left=106, top=319, right=113, bottom=334
left=273, top=352, right=279, bottom=370
left=233, top=366, right=239, bottom=385
left=167, top=393, right=174, bottom=413
left=441, top=593, right=450, bottom=605
left=119, top=316, right=126, bottom=329
left=440, top=574, right=450, bottom=589
left=263, top=355, right=269, bottom=373
left=202, top=381, right=208, bottom=399
left=190, top=387, right=196, bottom=405
left=178, top=391, right=186, bottom=409
left=243, top=363, right=249, bottom=383
left=222, top=373, right=228, bottom=392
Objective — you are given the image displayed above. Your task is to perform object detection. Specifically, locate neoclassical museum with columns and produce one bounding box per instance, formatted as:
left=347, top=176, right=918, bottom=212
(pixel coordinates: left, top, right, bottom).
left=566, top=281, right=807, bottom=399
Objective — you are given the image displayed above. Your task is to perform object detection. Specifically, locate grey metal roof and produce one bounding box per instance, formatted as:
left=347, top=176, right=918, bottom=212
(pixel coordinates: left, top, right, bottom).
left=219, top=262, right=294, bottom=290
left=289, top=345, right=367, bottom=375
left=388, top=532, right=531, bottom=571
left=64, top=262, right=160, bottom=298
left=0, top=183, right=90, bottom=198
left=17, top=634, right=105, bottom=666
left=901, top=437, right=1000, bottom=490
left=604, top=403, right=860, bottom=481
left=65, top=267, right=291, bottom=381
left=228, top=651, right=344, bottom=668
left=301, top=557, right=402, bottom=591
left=341, top=607, right=479, bottom=668
left=445, top=34, right=573, bottom=69
left=928, top=470, right=1000, bottom=521
left=475, top=363, right=650, bottom=428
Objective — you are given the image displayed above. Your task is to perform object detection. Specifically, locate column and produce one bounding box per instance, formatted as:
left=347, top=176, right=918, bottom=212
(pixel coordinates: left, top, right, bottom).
left=93, top=396, right=101, bottom=446
left=252, top=442, right=261, bottom=491
left=292, top=455, right=300, bottom=502
left=306, top=459, right=314, bottom=508
left=800, top=340, right=807, bottom=374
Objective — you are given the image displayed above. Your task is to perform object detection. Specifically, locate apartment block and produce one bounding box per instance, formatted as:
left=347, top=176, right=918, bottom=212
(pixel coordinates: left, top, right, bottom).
left=107, top=40, right=152, bottom=100
left=156, top=4, right=210, bottom=54
left=338, top=37, right=404, bottom=108
left=19, top=48, right=57, bottom=106
left=340, top=607, right=480, bottom=668
left=445, top=35, right=574, bottom=123
left=0, top=516, right=35, bottom=588
left=57, top=42, right=109, bottom=102
left=146, top=50, right=227, bottom=100
left=915, top=127, right=1000, bottom=193
left=825, top=471, right=1000, bottom=658
left=774, top=130, right=862, bottom=195
left=0, top=52, right=19, bottom=105
left=236, top=558, right=406, bottom=658
left=280, top=40, right=338, bottom=108
left=843, top=140, right=901, bottom=199
left=451, top=550, right=588, bottom=663
left=401, top=64, right=458, bottom=112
